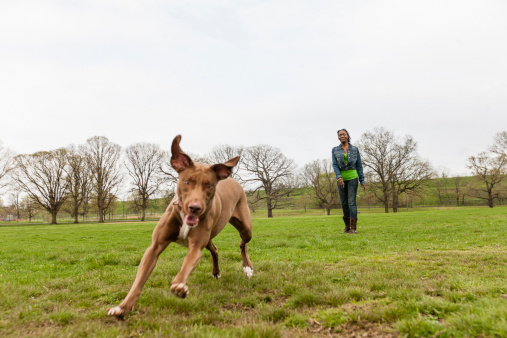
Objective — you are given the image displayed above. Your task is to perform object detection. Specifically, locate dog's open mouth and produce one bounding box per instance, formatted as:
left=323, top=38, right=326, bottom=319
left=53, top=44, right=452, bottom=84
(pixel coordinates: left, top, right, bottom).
left=184, top=214, right=199, bottom=227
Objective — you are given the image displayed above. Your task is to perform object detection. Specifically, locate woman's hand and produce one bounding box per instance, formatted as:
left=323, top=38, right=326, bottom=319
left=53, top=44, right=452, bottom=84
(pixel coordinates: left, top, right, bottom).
left=337, top=178, right=344, bottom=188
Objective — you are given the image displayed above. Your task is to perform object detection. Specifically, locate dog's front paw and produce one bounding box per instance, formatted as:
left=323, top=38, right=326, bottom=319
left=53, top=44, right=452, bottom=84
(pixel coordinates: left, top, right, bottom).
left=107, top=306, right=127, bottom=318
left=213, top=273, right=221, bottom=279
left=243, top=266, right=253, bottom=279
left=171, top=283, right=189, bottom=298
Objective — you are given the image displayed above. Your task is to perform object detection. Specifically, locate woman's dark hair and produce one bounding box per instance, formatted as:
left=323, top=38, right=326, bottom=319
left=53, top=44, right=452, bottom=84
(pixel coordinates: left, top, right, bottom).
left=337, top=129, right=351, bottom=143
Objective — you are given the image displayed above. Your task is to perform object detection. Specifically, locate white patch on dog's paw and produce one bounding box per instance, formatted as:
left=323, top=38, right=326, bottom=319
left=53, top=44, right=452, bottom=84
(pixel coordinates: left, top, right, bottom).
left=171, top=283, right=189, bottom=298
left=243, top=266, right=253, bottom=279
left=107, top=306, right=122, bottom=316
left=213, top=273, right=221, bottom=279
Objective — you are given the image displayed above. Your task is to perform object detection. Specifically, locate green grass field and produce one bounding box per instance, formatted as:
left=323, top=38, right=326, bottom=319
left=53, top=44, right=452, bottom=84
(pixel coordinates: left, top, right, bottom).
left=0, top=207, right=506, bottom=337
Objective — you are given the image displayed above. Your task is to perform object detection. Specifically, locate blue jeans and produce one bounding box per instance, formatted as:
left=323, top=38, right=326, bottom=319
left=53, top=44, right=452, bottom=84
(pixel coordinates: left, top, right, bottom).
left=337, top=178, right=358, bottom=218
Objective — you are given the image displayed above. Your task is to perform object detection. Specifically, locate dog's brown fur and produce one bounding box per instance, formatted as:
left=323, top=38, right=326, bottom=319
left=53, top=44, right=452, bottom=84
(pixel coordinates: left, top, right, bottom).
left=107, top=135, right=253, bottom=318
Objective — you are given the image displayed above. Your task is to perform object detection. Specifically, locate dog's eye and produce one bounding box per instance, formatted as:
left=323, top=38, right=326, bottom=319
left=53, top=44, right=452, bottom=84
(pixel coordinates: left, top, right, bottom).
left=185, top=180, right=190, bottom=185
left=207, top=184, right=212, bottom=189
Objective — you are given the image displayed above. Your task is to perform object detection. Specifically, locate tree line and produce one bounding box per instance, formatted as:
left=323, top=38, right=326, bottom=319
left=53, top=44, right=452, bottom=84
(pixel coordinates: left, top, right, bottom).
left=0, top=129, right=506, bottom=223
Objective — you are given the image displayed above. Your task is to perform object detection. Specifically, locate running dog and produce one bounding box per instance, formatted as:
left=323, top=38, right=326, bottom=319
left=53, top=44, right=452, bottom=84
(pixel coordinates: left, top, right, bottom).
left=107, top=135, right=253, bottom=318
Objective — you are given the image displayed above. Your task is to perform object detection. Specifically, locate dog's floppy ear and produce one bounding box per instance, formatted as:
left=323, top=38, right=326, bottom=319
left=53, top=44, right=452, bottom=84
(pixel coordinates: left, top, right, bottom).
left=171, top=135, right=193, bottom=172
left=211, top=156, right=240, bottom=180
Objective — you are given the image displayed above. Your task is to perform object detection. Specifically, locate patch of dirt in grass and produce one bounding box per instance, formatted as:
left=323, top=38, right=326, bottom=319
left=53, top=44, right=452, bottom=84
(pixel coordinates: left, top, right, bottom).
left=425, top=287, right=444, bottom=297
left=336, top=323, right=397, bottom=337
left=265, top=295, right=290, bottom=307
left=340, top=301, right=378, bottom=314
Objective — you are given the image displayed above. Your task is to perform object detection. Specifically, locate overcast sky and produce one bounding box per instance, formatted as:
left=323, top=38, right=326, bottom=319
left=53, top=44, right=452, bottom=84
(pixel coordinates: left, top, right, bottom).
left=1, top=0, right=506, bottom=176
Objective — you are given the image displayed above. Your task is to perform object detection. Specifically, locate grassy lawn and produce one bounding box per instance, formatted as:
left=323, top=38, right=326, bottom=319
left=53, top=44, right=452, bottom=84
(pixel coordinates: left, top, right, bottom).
left=0, top=207, right=506, bottom=337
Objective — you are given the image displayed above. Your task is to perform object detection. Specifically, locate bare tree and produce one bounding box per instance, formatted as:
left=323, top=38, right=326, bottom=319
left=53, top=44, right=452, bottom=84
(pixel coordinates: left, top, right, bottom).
left=296, top=192, right=313, bottom=212
left=124, top=143, right=165, bottom=221
left=85, top=136, right=122, bottom=223
left=467, top=151, right=506, bottom=208
left=0, top=197, right=5, bottom=221
left=452, top=175, right=466, bottom=206
left=301, top=159, right=339, bottom=215
left=245, top=190, right=262, bottom=213
left=362, top=171, right=391, bottom=212
left=20, top=195, right=39, bottom=223
left=357, top=128, right=396, bottom=213
left=242, top=144, right=297, bottom=217
left=13, top=149, right=69, bottom=224
left=0, top=141, right=15, bottom=193
left=65, top=145, right=93, bottom=223
left=3, top=205, right=14, bottom=222
left=390, top=157, right=434, bottom=212
left=81, top=184, right=93, bottom=222
left=358, top=191, right=376, bottom=209
left=103, top=192, right=119, bottom=221
left=358, top=127, right=433, bottom=213
left=490, top=131, right=507, bottom=157
left=89, top=191, right=118, bottom=221
left=487, top=131, right=507, bottom=206
left=126, top=192, right=143, bottom=215
left=387, top=134, right=434, bottom=212
left=434, top=170, right=449, bottom=206
left=9, top=189, right=22, bottom=220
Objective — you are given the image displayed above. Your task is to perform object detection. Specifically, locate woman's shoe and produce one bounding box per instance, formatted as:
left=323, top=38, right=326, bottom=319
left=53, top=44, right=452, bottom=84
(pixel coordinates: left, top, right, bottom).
left=342, top=216, right=350, bottom=233
left=348, top=218, right=357, bottom=234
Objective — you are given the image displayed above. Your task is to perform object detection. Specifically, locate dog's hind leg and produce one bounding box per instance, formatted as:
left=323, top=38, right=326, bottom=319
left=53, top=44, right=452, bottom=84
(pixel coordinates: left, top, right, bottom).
left=206, top=240, right=221, bottom=279
left=229, top=196, right=253, bottom=279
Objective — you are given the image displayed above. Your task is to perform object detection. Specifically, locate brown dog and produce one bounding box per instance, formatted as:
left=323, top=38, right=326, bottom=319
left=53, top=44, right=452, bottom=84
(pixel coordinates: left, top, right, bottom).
left=107, top=135, right=253, bottom=318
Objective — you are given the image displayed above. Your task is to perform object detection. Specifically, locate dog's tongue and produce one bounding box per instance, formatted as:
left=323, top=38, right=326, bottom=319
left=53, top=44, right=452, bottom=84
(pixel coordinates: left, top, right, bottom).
left=185, top=214, right=199, bottom=226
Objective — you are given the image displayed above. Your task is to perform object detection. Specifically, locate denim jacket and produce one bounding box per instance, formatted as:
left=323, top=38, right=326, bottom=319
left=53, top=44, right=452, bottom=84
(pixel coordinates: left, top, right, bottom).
left=331, top=143, right=365, bottom=184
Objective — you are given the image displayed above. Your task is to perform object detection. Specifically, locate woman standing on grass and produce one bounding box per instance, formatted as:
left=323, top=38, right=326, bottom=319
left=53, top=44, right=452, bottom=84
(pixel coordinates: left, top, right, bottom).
left=332, top=129, right=366, bottom=234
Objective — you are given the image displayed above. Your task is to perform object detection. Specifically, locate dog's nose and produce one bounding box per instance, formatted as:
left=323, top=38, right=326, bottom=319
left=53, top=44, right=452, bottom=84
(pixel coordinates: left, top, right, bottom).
left=188, top=203, right=202, bottom=214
